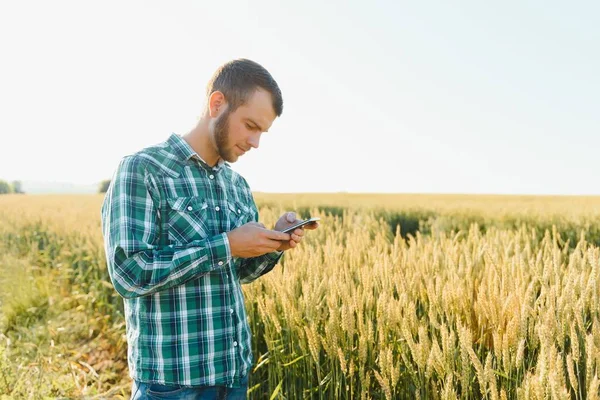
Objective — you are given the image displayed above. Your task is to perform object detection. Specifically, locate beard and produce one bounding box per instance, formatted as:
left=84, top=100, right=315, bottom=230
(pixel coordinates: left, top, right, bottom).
left=213, top=108, right=235, bottom=162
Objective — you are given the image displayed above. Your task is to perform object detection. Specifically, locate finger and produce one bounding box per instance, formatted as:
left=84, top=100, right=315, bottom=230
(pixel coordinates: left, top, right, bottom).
left=293, top=228, right=304, bottom=237
left=291, top=233, right=301, bottom=242
left=304, top=222, right=319, bottom=230
left=286, top=212, right=296, bottom=223
left=263, top=229, right=291, bottom=241
left=264, top=238, right=285, bottom=251
left=289, top=240, right=297, bottom=248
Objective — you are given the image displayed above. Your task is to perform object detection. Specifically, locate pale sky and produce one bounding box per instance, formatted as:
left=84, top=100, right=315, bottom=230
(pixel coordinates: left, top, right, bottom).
left=1, top=0, right=598, bottom=194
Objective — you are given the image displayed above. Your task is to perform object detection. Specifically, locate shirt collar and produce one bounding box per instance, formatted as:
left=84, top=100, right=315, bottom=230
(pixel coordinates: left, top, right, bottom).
left=167, top=133, right=227, bottom=171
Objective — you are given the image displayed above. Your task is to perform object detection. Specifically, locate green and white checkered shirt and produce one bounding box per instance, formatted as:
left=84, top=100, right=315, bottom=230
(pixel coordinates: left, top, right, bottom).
left=101, top=133, right=283, bottom=387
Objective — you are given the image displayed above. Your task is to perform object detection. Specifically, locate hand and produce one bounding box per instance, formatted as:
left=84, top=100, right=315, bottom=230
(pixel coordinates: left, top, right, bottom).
left=227, top=222, right=291, bottom=258
left=273, top=212, right=320, bottom=251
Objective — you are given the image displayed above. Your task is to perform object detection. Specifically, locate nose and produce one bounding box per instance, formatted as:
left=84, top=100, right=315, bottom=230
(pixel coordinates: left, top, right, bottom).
left=247, top=133, right=261, bottom=149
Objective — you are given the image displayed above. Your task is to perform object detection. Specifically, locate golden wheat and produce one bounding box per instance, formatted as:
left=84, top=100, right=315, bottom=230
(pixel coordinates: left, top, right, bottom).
left=0, top=193, right=599, bottom=398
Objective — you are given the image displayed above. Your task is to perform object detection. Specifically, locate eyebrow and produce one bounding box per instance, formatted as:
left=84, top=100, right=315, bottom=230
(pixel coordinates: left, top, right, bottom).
left=245, top=118, right=268, bottom=132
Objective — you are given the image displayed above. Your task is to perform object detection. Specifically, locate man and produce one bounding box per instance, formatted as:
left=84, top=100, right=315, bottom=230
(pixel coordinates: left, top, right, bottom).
left=101, top=59, right=318, bottom=399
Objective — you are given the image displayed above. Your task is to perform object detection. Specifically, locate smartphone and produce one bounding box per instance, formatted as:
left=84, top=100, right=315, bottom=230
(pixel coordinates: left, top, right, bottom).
left=281, top=217, right=321, bottom=234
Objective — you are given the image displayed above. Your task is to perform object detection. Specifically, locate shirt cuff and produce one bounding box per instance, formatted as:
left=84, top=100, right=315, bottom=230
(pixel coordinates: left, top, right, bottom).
left=204, top=232, right=232, bottom=268
left=264, top=250, right=284, bottom=262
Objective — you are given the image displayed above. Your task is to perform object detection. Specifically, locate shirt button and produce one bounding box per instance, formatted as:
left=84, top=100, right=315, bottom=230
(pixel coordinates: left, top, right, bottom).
left=218, top=261, right=224, bottom=266
left=237, top=209, right=241, bottom=214
left=209, top=174, right=214, bottom=179
left=215, top=206, right=220, bottom=211
left=187, top=206, right=193, bottom=211
left=233, top=341, right=238, bottom=347
left=230, top=308, right=234, bottom=314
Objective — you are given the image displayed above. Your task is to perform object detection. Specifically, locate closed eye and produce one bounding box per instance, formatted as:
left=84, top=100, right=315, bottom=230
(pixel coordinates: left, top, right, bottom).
left=245, top=118, right=267, bottom=132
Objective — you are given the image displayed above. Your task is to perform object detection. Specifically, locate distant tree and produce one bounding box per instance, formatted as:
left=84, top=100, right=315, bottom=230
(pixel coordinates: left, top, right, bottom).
left=0, top=180, right=13, bottom=194
left=99, top=179, right=111, bottom=193
left=12, top=180, right=24, bottom=194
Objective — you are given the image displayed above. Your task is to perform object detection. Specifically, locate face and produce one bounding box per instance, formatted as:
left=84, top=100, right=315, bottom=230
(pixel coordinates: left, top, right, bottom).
left=211, top=88, right=277, bottom=163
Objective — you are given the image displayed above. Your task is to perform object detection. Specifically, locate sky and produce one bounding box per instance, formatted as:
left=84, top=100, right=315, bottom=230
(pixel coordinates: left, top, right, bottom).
left=0, top=0, right=598, bottom=195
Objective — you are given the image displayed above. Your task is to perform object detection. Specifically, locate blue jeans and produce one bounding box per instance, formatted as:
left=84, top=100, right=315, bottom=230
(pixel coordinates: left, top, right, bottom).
left=130, top=375, right=248, bottom=400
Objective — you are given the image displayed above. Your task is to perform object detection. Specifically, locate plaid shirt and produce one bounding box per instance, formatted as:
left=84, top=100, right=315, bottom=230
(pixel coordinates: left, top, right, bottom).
left=101, top=133, right=283, bottom=387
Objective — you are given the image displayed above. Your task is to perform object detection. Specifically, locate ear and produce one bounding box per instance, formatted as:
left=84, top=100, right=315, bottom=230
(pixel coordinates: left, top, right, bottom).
left=208, top=91, right=227, bottom=118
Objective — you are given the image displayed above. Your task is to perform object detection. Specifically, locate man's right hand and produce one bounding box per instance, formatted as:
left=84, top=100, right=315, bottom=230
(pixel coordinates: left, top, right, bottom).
left=226, top=222, right=291, bottom=258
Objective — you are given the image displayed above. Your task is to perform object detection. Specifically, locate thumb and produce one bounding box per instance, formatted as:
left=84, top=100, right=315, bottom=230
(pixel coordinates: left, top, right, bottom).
left=286, top=212, right=296, bottom=223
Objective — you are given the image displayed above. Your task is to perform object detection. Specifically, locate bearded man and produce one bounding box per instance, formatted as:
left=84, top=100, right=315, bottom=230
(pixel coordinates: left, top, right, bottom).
left=101, top=59, right=318, bottom=400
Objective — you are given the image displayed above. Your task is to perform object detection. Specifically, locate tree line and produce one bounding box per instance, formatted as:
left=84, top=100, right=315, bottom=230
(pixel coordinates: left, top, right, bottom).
left=0, top=180, right=24, bottom=194
left=0, top=179, right=112, bottom=194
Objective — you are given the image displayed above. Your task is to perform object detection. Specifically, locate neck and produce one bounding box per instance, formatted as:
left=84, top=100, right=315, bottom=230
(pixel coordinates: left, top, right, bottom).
left=183, top=118, right=220, bottom=167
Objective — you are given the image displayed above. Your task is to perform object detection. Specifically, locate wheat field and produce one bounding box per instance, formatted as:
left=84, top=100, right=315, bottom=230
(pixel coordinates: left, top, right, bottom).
left=1, top=194, right=599, bottom=399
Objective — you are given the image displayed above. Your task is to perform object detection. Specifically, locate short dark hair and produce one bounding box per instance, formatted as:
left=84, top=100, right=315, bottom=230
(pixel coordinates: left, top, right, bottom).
left=206, top=59, right=283, bottom=117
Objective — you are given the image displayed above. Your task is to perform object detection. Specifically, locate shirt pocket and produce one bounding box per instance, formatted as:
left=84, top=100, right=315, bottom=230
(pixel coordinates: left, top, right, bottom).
left=226, top=201, right=254, bottom=230
left=166, top=196, right=210, bottom=245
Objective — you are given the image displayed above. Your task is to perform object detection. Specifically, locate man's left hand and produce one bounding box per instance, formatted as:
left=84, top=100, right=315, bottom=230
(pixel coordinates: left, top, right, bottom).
left=273, top=212, right=319, bottom=251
